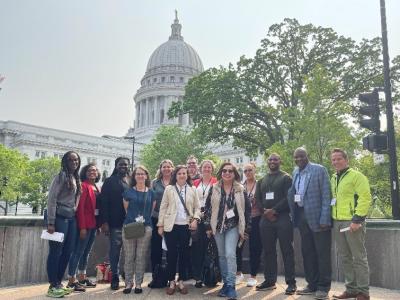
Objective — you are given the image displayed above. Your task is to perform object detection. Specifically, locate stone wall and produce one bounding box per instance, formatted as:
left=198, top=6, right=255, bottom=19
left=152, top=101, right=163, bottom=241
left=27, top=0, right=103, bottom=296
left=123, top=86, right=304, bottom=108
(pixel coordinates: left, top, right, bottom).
left=0, top=217, right=399, bottom=290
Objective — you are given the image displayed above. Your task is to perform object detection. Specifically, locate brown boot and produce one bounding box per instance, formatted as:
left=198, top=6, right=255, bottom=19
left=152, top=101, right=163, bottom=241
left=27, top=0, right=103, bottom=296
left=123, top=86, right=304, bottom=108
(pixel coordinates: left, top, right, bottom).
left=332, top=291, right=358, bottom=299
left=356, top=293, right=370, bottom=300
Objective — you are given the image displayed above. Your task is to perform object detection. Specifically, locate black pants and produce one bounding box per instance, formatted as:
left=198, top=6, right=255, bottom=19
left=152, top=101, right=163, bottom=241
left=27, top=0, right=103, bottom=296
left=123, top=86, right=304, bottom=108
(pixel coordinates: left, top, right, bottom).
left=164, top=224, right=191, bottom=281
left=236, top=216, right=262, bottom=276
left=151, top=217, right=162, bottom=272
left=191, top=222, right=207, bottom=281
left=260, top=213, right=296, bottom=285
left=298, top=208, right=331, bottom=292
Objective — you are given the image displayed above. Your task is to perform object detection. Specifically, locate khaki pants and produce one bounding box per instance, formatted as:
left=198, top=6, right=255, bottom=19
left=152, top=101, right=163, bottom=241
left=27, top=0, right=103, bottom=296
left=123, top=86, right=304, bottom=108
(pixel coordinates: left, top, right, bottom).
left=334, top=220, right=369, bottom=295
left=123, top=226, right=152, bottom=286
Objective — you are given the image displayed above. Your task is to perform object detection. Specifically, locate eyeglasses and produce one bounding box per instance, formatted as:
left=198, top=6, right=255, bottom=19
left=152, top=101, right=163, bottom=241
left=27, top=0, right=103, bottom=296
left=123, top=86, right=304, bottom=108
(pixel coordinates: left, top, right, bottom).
left=243, top=169, right=253, bottom=173
left=222, top=169, right=234, bottom=174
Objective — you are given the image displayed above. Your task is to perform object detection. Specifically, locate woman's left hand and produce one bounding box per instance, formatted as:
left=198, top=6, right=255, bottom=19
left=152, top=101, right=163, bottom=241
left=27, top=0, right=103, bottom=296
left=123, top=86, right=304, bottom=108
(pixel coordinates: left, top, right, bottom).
left=189, top=219, right=198, bottom=231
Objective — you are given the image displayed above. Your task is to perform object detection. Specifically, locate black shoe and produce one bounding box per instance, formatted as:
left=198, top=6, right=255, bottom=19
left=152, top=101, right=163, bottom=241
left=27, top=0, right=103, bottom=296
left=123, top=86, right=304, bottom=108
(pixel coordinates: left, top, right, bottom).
left=111, top=275, right=120, bottom=290
left=296, top=286, right=316, bottom=295
left=285, top=283, right=297, bottom=295
left=195, top=280, right=203, bottom=288
left=134, top=287, right=143, bottom=294
left=78, top=278, right=97, bottom=288
left=148, top=280, right=154, bottom=288
left=67, top=281, right=86, bottom=292
left=123, top=287, right=132, bottom=294
left=256, top=281, right=276, bottom=291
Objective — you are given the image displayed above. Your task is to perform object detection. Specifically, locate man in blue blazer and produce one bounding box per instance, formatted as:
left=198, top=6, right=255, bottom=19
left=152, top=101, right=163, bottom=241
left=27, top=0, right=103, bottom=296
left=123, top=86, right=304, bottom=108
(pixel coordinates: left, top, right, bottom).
left=288, top=147, right=332, bottom=300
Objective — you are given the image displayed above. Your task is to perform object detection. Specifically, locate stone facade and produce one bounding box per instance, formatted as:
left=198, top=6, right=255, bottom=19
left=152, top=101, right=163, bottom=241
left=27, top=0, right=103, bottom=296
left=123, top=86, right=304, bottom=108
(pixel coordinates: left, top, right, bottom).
left=0, top=120, right=132, bottom=179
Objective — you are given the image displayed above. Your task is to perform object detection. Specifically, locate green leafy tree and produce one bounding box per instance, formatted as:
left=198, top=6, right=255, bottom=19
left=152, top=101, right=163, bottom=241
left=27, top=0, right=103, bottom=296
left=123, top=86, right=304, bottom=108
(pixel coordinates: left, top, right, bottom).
left=169, top=18, right=398, bottom=155
left=20, top=157, right=60, bottom=215
left=140, top=125, right=211, bottom=177
left=0, top=144, right=29, bottom=214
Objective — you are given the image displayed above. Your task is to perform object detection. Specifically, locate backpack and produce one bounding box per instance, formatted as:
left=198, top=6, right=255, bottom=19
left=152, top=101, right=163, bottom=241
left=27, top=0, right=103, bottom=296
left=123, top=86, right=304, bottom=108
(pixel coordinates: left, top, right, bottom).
left=150, top=251, right=168, bottom=288
left=202, top=237, right=221, bottom=287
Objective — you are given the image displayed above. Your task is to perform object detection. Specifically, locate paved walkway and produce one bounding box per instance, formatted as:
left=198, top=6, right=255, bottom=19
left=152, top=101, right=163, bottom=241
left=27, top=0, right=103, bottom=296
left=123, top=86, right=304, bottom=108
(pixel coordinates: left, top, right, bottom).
left=1, top=275, right=399, bottom=300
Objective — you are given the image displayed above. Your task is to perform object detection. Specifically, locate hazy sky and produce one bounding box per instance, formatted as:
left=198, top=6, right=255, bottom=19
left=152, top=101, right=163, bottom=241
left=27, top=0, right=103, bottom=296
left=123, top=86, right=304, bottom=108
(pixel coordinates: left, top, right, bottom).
left=1, top=0, right=399, bottom=137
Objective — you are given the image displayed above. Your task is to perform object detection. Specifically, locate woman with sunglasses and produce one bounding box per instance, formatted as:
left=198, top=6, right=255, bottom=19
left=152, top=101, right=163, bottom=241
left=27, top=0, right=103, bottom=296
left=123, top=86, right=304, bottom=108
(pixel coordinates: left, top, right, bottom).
left=236, top=163, right=263, bottom=287
left=157, top=165, right=200, bottom=295
left=205, top=162, right=251, bottom=300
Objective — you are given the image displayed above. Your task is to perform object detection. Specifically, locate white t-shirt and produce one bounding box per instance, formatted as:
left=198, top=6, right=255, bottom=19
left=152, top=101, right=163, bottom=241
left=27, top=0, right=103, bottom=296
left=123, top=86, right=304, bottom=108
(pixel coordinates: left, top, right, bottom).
left=175, top=184, right=188, bottom=225
left=196, top=180, right=212, bottom=208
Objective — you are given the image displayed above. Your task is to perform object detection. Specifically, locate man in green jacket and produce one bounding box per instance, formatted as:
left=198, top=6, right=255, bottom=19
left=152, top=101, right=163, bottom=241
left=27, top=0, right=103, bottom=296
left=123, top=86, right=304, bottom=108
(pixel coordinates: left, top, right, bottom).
left=330, top=148, right=371, bottom=300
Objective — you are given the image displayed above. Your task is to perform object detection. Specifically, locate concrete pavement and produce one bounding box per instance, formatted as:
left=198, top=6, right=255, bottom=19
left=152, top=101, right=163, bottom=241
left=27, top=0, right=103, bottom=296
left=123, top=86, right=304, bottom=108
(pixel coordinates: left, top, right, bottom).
left=0, top=274, right=399, bottom=300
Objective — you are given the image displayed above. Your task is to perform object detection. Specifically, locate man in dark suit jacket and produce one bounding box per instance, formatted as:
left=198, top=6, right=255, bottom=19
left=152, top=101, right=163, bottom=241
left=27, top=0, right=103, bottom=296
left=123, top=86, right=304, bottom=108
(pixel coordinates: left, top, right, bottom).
left=288, top=148, right=332, bottom=300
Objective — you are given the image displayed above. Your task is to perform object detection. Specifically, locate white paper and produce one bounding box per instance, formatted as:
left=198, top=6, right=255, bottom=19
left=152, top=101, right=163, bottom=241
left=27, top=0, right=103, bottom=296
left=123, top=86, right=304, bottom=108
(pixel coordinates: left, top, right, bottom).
left=330, top=198, right=336, bottom=206
left=162, top=237, right=168, bottom=251
left=294, top=194, right=301, bottom=202
left=340, top=226, right=351, bottom=232
left=94, top=209, right=99, bottom=216
left=226, top=209, right=235, bottom=219
left=41, top=230, right=64, bottom=243
left=266, top=192, right=274, bottom=200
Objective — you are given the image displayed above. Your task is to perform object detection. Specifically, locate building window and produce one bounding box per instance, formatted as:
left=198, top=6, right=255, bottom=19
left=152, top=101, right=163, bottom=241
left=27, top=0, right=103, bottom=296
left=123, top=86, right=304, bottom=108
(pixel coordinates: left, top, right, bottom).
left=87, top=157, right=97, bottom=164
left=170, top=76, right=175, bottom=82
left=153, top=78, right=157, bottom=83
left=160, top=109, right=165, bottom=124
left=147, top=79, right=150, bottom=85
left=180, top=77, right=184, bottom=83
left=235, top=157, right=243, bottom=164
left=41, top=151, right=46, bottom=158
left=35, top=151, right=40, bottom=158
left=161, top=77, right=165, bottom=83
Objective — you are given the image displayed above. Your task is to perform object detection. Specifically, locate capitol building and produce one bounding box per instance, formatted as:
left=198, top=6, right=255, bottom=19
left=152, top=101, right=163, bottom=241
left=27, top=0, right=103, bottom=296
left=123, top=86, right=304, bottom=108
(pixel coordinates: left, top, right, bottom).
left=133, top=12, right=260, bottom=169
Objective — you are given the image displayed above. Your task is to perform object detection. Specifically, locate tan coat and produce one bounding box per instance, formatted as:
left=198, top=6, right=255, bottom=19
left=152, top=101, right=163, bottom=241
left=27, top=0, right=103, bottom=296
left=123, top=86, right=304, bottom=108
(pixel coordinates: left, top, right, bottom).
left=209, top=181, right=247, bottom=236
left=157, top=184, right=201, bottom=232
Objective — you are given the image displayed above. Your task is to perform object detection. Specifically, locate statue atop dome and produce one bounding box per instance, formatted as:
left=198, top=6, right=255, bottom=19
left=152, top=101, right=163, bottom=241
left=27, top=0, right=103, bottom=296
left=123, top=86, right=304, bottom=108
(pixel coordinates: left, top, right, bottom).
left=170, top=10, right=183, bottom=41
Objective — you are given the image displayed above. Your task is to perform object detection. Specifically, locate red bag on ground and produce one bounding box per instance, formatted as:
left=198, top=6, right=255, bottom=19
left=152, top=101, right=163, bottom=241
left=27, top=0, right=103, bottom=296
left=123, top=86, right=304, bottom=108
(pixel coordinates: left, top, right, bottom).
left=96, top=263, right=112, bottom=283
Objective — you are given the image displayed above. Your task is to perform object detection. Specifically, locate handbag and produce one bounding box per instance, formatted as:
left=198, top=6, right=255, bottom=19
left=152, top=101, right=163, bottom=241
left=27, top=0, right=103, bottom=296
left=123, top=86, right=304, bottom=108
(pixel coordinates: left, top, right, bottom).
left=123, top=189, right=148, bottom=240
left=56, top=204, right=75, bottom=218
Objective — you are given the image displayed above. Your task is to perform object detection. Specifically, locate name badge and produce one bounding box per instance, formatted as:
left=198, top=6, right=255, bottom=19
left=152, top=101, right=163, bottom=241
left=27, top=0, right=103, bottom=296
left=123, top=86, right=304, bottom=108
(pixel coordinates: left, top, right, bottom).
left=266, top=192, right=274, bottom=200
left=135, top=215, right=145, bottom=223
left=226, top=209, right=235, bottom=219
left=294, top=194, right=301, bottom=203
left=330, top=198, right=336, bottom=206
left=95, top=209, right=99, bottom=216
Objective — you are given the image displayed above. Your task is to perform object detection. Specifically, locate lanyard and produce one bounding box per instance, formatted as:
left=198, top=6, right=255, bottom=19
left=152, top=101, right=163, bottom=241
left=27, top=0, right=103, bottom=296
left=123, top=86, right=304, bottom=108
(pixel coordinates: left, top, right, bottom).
left=244, top=180, right=255, bottom=198
left=200, top=179, right=211, bottom=198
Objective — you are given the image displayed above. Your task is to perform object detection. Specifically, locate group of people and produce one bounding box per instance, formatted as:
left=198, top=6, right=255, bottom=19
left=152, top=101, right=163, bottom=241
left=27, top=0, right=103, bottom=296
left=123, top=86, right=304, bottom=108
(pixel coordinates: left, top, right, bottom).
left=45, top=147, right=372, bottom=300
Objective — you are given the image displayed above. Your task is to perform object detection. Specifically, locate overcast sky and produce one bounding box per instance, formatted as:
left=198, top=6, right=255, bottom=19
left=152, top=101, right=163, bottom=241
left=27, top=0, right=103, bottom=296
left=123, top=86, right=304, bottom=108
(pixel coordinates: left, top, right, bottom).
left=1, top=0, right=399, bottom=137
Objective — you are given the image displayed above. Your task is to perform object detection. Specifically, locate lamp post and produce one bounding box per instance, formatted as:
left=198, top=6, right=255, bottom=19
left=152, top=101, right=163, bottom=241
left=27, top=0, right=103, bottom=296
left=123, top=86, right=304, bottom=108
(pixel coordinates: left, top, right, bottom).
left=124, top=136, right=136, bottom=170
left=379, top=0, right=400, bottom=219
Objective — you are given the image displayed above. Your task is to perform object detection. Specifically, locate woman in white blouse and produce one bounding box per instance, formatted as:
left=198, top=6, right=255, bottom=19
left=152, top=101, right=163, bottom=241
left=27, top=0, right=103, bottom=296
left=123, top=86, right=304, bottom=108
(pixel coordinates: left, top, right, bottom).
left=157, top=165, right=201, bottom=295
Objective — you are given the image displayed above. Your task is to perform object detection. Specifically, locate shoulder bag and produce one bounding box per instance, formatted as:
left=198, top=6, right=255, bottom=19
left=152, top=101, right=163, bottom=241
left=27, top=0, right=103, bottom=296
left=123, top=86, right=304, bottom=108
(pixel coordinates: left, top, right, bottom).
left=123, top=190, right=148, bottom=239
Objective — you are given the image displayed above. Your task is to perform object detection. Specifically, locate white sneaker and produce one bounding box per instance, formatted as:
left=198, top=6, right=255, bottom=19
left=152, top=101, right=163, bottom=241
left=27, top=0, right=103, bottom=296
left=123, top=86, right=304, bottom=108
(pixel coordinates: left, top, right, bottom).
left=246, top=278, right=258, bottom=287
left=235, top=273, right=244, bottom=285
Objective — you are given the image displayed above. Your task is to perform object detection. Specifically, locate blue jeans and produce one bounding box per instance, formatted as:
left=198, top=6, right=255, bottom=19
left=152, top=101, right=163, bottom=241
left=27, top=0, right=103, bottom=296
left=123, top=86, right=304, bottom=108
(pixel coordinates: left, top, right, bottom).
left=68, top=228, right=96, bottom=277
left=214, top=227, right=239, bottom=287
left=47, top=215, right=77, bottom=286
left=109, top=227, right=123, bottom=277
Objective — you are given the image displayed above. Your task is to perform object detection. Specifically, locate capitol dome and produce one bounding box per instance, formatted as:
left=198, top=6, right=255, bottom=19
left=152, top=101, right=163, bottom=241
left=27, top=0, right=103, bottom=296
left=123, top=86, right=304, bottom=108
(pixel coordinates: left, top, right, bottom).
left=144, top=12, right=203, bottom=77
left=133, top=11, right=204, bottom=146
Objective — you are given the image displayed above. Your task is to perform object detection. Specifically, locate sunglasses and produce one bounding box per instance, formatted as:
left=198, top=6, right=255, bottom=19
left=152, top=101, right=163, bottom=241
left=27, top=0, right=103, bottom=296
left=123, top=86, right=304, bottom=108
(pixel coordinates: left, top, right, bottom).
left=243, top=169, right=253, bottom=173
left=222, top=169, right=234, bottom=174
